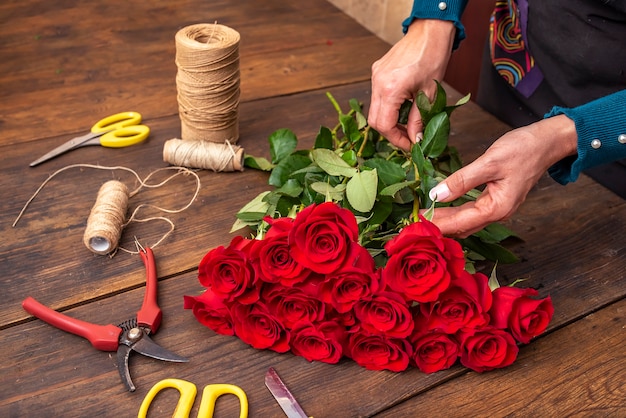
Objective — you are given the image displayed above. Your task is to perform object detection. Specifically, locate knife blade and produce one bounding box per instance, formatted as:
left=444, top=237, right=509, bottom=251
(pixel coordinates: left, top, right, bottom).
left=265, top=367, right=310, bottom=418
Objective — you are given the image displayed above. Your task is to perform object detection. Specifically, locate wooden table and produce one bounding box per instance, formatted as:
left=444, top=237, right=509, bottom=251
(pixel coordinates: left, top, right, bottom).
left=1, top=1, right=624, bottom=416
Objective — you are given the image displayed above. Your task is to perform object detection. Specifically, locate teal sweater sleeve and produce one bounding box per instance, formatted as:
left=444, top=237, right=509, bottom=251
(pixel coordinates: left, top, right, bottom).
left=546, top=89, right=626, bottom=185
left=402, top=0, right=469, bottom=49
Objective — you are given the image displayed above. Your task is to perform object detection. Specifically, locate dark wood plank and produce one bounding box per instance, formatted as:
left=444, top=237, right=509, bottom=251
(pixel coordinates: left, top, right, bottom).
left=0, top=0, right=389, bottom=146
left=374, top=298, right=626, bottom=417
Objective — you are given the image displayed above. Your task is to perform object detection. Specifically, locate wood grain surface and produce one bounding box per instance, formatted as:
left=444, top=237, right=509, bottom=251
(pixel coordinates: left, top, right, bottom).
left=1, top=0, right=624, bottom=417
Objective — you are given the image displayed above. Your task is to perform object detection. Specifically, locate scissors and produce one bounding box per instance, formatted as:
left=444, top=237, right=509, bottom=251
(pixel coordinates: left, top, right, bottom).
left=138, top=378, right=248, bottom=418
left=21, top=242, right=188, bottom=391
left=30, top=111, right=150, bottom=167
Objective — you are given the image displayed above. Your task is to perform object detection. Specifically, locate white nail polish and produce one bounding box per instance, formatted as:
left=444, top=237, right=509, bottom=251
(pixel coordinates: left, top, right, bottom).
left=415, top=132, right=423, bottom=143
left=429, top=184, right=450, bottom=201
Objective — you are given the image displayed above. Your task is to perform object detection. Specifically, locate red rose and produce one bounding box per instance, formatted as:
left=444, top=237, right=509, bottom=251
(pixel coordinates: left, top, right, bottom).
left=289, top=202, right=359, bottom=274
left=354, top=291, right=414, bottom=338
left=458, top=327, right=519, bottom=373
left=183, top=289, right=234, bottom=336
left=290, top=321, right=348, bottom=364
left=420, top=271, right=492, bottom=333
left=347, top=329, right=412, bottom=372
left=198, top=235, right=260, bottom=304
left=255, top=225, right=311, bottom=286
left=264, top=284, right=326, bottom=329
left=231, top=302, right=290, bottom=353
left=383, top=217, right=465, bottom=303
left=410, top=330, right=459, bottom=374
left=319, top=243, right=379, bottom=313
left=490, top=286, right=554, bottom=344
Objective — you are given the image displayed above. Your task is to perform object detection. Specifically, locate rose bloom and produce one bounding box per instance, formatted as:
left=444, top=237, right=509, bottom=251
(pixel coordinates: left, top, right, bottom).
left=420, top=271, right=492, bottom=333
left=383, top=217, right=466, bottom=303
left=290, top=321, right=348, bottom=364
left=347, top=329, right=412, bottom=372
left=458, top=326, right=519, bottom=373
left=183, top=289, right=234, bottom=336
left=320, top=243, right=379, bottom=313
left=198, top=235, right=260, bottom=304
left=289, top=202, right=359, bottom=275
left=264, top=284, right=326, bottom=329
left=490, top=286, right=554, bottom=344
left=410, top=330, right=459, bottom=374
left=354, top=291, right=414, bottom=338
left=255, top=224, right=311, bottom=286
left=231, top=302, right=290, bottom=353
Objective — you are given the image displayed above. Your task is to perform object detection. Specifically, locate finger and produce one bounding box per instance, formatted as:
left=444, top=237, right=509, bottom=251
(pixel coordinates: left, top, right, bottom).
left=406, top=102, right=424, bottom=145
left=369, top=94, right=413, bottom=151
left=428, top=155, right=498, bottom=202
left=427, top=204, right=494, bottom=238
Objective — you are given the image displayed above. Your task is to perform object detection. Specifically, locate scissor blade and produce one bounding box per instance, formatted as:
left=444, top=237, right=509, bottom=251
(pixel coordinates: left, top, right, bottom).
left=131, top=332, right=189, bottom=363
left=29, top=131, right=102, bottom=167
left=265, top=367, right=309, bottom=418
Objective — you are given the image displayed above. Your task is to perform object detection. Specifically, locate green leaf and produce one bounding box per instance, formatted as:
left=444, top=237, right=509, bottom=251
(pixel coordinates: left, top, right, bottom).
left=243, top=155, right=274, bottom=171
left=310, top=182, right=346, bottom=201
left=380, top=180, right=418, bottom=197
left=488, top=263, right=500, bottom=291
left=310, top=148, right=357, bottom=177
left=274, top=178, right=303, bottom=197
left=397, top=100, right=413, bottom=125
left=474, top=223, right=519, bottom=243
left=231, top=191, right=271, bottom=232
left=460, top=236, right=519, bottom=264
left=348, top=98, right=362, bottom=113
left=346, top=169, right=378, bottom=213
left=363, top=158, right=406, bottom=187
left=339, top=114, right=361, bottom=143
left=421, top=112, right=450, bottom=158
left=269, top=154, right=312, bottom=187
left=341, top=149, right=358, bottom=166
left=269, top=128, right=298, bottom=164
left=314, top=126, right=333, bottom=149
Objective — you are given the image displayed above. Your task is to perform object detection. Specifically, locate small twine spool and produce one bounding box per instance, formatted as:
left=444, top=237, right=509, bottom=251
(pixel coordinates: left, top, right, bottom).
left=175, top=23, right=241, bottom=144
left=163, top=138, right=244, bottom=172
left=83, top=180, right=129, bottom=255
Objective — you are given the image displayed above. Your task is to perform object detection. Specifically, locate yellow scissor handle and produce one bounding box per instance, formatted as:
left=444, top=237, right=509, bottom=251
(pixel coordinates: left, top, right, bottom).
left=137, top=380, right=249, bottom=418
left=198, top=384, right=248, bottom=418
left=138, top=378, right=197, bottom=418
left=91, top=111, right=143, bottom=133
left=99, top=124, right=150, bottom=147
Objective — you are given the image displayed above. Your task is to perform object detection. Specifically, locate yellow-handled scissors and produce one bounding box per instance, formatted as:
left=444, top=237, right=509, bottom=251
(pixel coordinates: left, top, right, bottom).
left=30, top=111, right=150, bottom=167
left=138, top=378, right=248, bottom=418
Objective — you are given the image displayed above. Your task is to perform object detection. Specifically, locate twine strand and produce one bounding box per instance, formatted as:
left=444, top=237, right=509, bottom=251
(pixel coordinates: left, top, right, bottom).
left=13, top=164, right=201, bottom=255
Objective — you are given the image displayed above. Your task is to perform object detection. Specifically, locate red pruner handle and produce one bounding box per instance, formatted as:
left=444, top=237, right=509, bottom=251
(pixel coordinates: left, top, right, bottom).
left=22, top=296, right=121, bottom=352
left=136, top=247, right=162, bottom=333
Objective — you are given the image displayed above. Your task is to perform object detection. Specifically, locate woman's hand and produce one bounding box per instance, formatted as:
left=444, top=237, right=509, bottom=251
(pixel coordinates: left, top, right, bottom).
left=428, top=115, right=579, bottom=237
left=368, top=19, right=455, bottom=151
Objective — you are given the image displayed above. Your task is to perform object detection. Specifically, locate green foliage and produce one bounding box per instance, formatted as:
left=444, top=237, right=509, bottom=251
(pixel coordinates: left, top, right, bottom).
left=237, top=84, right=518, bottom=266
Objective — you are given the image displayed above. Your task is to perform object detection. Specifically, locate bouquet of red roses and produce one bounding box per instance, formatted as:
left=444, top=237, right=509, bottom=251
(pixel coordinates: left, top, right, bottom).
left=185, top=202, right=553, bottom=373
left=184, top=86, right=554, bottom=373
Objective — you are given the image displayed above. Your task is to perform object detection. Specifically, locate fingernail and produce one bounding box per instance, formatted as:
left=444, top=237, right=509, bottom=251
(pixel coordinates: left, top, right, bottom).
left=415, top=132, right=423, bottom=143
left=429, top=183, right=450, bottom=201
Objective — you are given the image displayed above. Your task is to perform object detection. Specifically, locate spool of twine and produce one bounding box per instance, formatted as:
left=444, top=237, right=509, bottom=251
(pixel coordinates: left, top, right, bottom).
left=175, top=23, right=241, bottom=143
left=163, top=138, right=244, bottom=171
left=83, top=180, right=129, bottom=255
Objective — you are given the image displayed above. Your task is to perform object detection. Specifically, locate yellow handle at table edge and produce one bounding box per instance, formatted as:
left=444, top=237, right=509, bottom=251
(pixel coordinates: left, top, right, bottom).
left=91, top=111, right=143, bottom=133
left=198, top=384, right=248, bottom=418
left=138, top=378, right=197, bottom=418
left=100, top=125, right=150, bottom=147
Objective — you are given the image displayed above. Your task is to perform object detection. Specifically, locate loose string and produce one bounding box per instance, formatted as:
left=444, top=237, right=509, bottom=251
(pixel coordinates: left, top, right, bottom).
left=163, top=137, right=244, bottom=172
left=12, top=164, right=201, bottom=255
left=175, top=23, right=241, bottom=144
